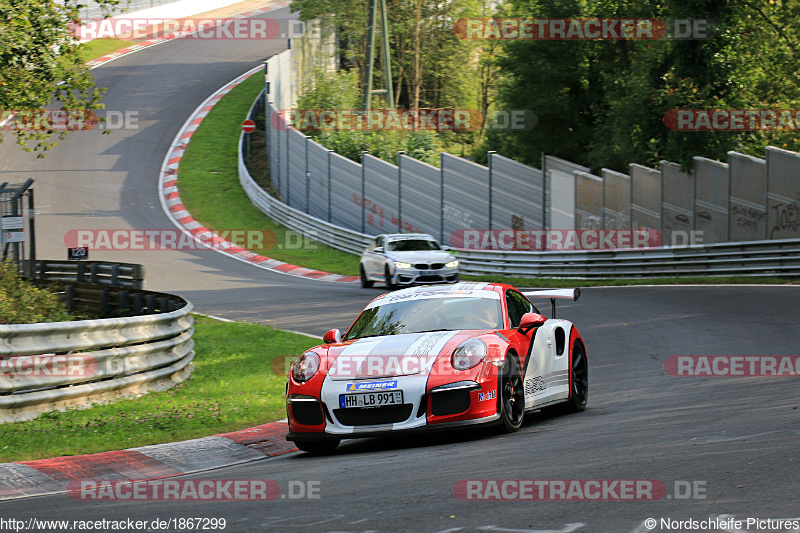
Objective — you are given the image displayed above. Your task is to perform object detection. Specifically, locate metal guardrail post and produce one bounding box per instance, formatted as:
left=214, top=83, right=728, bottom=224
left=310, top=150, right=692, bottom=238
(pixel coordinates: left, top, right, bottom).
left=361, top=151, right=368, bottom=233
left=327, top=149, right=333, bottom=222
left=488, top=150, right=495, bottom=231
left=397, top=151, right=404, bottom=233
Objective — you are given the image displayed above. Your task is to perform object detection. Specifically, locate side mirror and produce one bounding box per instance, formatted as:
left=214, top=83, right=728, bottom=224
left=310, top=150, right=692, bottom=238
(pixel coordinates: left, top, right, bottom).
left=518, top=312, right=546, bottom=335
left=323, top=329, right=342, bottom=344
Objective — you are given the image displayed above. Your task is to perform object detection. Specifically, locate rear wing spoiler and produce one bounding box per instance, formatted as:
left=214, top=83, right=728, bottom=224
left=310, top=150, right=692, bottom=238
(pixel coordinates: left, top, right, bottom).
left=522, top=288, right=581, bottom=318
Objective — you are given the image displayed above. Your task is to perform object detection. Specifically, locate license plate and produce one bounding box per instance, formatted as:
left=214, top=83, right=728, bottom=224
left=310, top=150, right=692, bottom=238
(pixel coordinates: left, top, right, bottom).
left=420, top=270, right=434, bottom=276
left=339, top=390, right=403, bottom=408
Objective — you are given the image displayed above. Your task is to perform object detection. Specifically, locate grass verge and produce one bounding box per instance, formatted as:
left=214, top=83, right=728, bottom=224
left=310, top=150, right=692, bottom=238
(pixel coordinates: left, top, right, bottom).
left=176, top=74, right=359, bottom=276
left=0, top=316, right=314, bottom=462
left=79, top=38, right=137, bottom=63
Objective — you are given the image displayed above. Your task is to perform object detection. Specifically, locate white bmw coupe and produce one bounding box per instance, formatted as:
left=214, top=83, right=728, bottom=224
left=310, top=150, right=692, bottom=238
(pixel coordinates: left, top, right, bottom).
left=359, top=233, right=460, bottom=289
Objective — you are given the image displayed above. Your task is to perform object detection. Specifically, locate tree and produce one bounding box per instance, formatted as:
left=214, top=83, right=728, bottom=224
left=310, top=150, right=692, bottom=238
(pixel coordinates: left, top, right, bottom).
left=0, top=0, right=119, bottom=155
left=489, top=0, right=800, bottom=171
left=291, top=0, right=371, bottom=77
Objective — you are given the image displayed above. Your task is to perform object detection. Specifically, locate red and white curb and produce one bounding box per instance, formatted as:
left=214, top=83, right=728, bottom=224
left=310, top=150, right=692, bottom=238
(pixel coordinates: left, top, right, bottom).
left=157, top=68, right=360, bottom=283
left=85, top=2, right=291, bottom=70
left=0, top=421, right=294, bottom=500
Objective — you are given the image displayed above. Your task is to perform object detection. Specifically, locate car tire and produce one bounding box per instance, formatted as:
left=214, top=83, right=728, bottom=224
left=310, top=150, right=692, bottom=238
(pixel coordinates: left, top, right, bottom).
left=293, top=439, right=340, bottom=455
left=360, top=265, right=373, bottom=288
left=547, top=340, right=588, bottom=415
left=498, top=354, right=524, bottom=432
left=384, top=265, right=398, bottom=290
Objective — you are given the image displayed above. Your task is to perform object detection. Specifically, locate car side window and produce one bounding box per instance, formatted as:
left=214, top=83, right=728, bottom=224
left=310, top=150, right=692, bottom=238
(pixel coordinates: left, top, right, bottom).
left=374, top=236, right=384, bottom=251
left=505, top=290, right=533, bottom=329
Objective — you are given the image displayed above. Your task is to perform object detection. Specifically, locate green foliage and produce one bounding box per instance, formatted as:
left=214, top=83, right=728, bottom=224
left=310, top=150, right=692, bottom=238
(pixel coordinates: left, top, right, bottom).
left=0, top=0, right=120, bottom=155
left=0, top=261, right=71, bottom=324
left=487, top=0, right=800, bottom=171
left=297, top=69, right=442, bottom=165
left=296, top=68, right=362, bottom=110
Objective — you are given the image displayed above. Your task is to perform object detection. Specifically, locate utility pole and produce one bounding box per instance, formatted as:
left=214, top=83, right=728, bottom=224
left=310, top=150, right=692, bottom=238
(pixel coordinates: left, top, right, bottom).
left=362, top=0, right=394, bottom=111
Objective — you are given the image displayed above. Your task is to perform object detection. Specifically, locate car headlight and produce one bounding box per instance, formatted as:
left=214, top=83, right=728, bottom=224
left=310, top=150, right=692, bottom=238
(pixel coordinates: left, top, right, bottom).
left=291, top=351, right=321, bottom=382
left=451, top=339, right=487, bottom=370
left=445, top=260, right=459, bottom=268
left=394, top=261, right=412, bottom=269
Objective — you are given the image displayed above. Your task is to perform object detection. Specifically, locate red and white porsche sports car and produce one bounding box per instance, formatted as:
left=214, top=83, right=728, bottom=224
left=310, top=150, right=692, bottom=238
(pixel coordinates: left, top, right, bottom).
left=285, top=282, right=588, bottom=454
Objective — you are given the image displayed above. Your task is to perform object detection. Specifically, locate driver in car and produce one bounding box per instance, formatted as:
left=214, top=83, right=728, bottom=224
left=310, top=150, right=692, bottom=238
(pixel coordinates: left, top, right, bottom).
left=464, top=300, right=499, bottom=329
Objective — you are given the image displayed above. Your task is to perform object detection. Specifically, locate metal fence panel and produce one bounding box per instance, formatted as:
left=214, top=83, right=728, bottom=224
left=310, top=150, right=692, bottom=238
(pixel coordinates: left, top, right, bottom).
left=693, top=157, right=729, bottom=244
left=544, top=155, right=587, bottom=230
left=277, top=51, right=294, bottom=111
left=329, top=152, right=362, bottom=231
left=287, top=128, right=308, bottom=209
left=630, top=163, right=661, bottom=232
left=575, top=172, right=603, bottom=229
left=489, top=153, right=544, bottom=231
left=266, top=53, right=285, bottom=112
left=307, top=141, right=330, bottom=221
left=661, top=161, right=695, bottom=245
left=728, top=151, right=767, bottom=241
left=398, top=154, right=440, bottom=237
left=266, top=104, right=284, bottom=200
left=602, top=168, right=630, bottom=230
left=548, top=170, right=575, bottom=231
left=363, top=154, right=400, bottom=235
left=441, top=153, right=489, bottom=245
left=766, top=146, right=800, bottom=240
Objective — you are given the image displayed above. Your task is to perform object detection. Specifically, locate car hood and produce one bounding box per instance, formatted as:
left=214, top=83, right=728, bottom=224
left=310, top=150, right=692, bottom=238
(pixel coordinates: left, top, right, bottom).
left=386, top=250, right=455, bottom=264
left=325, top=331, right=466, bottom=380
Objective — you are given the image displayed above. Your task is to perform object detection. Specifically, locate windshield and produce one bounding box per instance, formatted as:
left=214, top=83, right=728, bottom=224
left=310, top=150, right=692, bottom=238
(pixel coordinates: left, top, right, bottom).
left=344, top=296, right=503, bottom=340
left=387, top=239, right=441, bottom=252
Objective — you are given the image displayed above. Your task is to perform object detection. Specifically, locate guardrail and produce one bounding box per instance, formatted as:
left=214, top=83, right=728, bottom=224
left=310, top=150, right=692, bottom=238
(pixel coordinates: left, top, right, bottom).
left=49, top=282, right=186, bottom=318
left=24, top=260, right=144, bottom=289
left=2, top=265, right=194, bottom=423
left=458, top=238, right=800, bottom=278
left=240, top=91, right=800, bottom=278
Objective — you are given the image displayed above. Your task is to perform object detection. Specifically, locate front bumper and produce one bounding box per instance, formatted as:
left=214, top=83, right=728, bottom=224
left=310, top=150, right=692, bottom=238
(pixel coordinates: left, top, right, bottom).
left=394, top=266, right=459, bottom=285
left=287, top=373, right=500, bottom=440
left=286, top=413, right=500, bottom=442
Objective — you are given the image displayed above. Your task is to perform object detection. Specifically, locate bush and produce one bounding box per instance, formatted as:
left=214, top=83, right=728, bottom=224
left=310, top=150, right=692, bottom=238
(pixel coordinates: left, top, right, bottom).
left=0, top=261, right=71, bottom=324
left=296, top=70, right=442, bottom=166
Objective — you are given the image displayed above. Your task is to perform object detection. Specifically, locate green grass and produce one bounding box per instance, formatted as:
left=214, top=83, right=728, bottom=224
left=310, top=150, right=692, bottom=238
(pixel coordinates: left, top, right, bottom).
left=177, top=74, right=359, bottom=275
left=0, top=316, right=315, bottom=462
left=79, top=38, right=137, bottom=63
